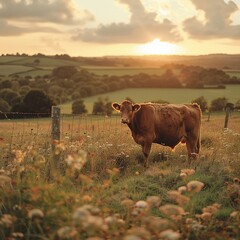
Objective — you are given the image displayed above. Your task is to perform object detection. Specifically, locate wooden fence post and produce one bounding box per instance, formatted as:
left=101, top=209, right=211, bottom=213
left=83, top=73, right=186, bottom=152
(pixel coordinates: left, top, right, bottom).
left=51, top=106, right=61, bottom=149
left=224, top=107, right=230, bottom=128
left=50, top=106, right=61, bottom=181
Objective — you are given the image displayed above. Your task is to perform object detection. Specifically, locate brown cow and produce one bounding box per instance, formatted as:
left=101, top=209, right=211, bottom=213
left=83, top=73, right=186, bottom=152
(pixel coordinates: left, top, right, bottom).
left=112, top=100, right=201, bottom=167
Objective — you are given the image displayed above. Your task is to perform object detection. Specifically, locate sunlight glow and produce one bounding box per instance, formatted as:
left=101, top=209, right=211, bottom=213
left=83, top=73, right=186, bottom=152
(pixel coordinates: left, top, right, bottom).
left=137, top=38, right=181, bottom=55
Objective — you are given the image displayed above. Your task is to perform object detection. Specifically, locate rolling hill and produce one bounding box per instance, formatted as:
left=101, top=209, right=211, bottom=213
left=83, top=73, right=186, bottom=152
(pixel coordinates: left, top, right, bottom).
left=0, top=54, right=240, bottom=78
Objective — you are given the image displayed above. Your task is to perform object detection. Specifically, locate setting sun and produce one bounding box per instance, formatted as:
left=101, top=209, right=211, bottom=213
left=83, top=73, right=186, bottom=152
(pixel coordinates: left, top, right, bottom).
left=137, top=38, right=181, bottom=55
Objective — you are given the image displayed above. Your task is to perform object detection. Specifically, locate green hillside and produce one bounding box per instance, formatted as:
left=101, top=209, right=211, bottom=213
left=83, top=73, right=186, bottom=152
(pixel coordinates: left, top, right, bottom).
left=0, top=54, right=240, bottom=77
left=0, top=55, right=79, bottom=77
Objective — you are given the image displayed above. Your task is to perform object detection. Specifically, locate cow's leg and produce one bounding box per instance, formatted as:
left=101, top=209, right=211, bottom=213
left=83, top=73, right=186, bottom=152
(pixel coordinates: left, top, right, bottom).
left=142, top=141, right=152, bottom=168
left=186, top=134, right=199, bottom=164
left=195, top=137, right=200, bottom=154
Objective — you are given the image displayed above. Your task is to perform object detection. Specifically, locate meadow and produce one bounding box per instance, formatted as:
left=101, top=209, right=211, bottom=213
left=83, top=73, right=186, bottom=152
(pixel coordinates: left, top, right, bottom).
left=1, top=55, right=240, bottom=78
left=0, top=56, right=79, bottom=77
left=0, top=55, right=240, bottom=239
left=0, top=112, right=239, bottom=239
left=60, top=85, right=240, bottom=113
left=83, top=67, right=175, bottom=76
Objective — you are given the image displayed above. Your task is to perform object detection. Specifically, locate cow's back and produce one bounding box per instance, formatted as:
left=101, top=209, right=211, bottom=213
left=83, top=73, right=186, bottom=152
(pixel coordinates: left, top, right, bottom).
left=132, top=103, right=201, bottom=148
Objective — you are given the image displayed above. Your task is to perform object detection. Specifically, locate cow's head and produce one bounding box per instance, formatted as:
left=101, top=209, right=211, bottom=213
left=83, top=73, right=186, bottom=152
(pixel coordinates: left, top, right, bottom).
left=112, top=100, right=141, bottom=124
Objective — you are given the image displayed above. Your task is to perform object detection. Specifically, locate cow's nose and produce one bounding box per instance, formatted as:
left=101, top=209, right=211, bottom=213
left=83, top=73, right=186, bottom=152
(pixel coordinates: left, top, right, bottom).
left=121, top=118, right=129, bottom=124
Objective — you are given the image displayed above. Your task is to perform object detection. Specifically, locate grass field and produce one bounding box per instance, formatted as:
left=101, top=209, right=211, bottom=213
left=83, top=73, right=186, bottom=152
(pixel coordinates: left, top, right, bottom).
left=0, top=65, right=33, bottom=76
left=0, top=56, right=79, bottom=77
left=224, top=70, right=240, bottom=78
left=83, top=67, right=177, bottom=76
left=60, top=85, right=240, bottom=114
left=0, top=113, right=239, bottom=239
left=0, top=55, right=240, bottom=78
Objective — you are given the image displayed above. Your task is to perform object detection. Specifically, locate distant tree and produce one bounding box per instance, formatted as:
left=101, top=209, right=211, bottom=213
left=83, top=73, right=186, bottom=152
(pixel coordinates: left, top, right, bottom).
left=92, top=98, right=105, bottom=115
left=0, top=80, right=12, bottom=89
left=52, top=66, right=78, bottom=79
left=161, top=69, right=182, bottom=87
left=18, top=77, right=30, bottom=86
left=11, top=103, right=26, bottom=113
left=72, top=99, right=87, bottom=114
left=10, top=96, right=22, bottom=106
left=92, top=97, right=113, bottom=115
left=0, top=98, right=10, bottom=112
left=80, top=85, right=94, bottom=97
left=228, top=76, right=240, bottom=84
left=18, top=90, right=55, bottom=114
left=11, top=80, right=20, bottom=91
left=48, top=85, right=63, bottom=96
left=71, top=92, right=81, bottom=100
left=55, top=54, right=72, bottom=60
left=105, top=101, right=113, bottom=116
left=34, top=59, right=40, bottom=65
left=0, top=89, right=20, bottom=105
left=19, top=86, right=31, bottom=96
left=210, top=97, right=228, bottom=111
left=225, top=102, right=234, bottom=111
left=192, top=96, right=208, bottom=112
left=34, top=53, right=45, bottom=57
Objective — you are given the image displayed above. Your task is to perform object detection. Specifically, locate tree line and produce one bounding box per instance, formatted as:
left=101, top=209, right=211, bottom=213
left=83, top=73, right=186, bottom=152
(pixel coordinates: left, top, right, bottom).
left=71, top=96, right=240, bottom=115
left=0, top=64, right=240, bottom=118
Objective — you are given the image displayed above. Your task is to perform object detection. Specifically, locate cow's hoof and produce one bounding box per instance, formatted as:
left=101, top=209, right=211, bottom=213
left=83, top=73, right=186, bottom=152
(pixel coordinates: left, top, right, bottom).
left=143, top=163, right=149, bottom=168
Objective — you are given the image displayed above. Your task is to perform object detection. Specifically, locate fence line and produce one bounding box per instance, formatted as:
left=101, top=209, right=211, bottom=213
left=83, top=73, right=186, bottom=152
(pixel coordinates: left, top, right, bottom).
left=0, top=110, right=239, bottom=152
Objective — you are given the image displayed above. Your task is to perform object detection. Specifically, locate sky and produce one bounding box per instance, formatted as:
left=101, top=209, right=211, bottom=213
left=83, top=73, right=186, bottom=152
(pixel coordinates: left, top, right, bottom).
left=0, top=0, right=240, bottom=57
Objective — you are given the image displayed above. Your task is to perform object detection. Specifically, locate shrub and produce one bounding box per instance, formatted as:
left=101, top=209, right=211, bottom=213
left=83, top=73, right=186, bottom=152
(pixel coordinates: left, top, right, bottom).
left=210, top=97, right=228, bottom=111
left=72, top=99, right=87, bottom=114
left=192, top=96, right=208, bottom=112
left=92, top=97, right=113, bottom=115
left=0, top=98, right=10, bottom=112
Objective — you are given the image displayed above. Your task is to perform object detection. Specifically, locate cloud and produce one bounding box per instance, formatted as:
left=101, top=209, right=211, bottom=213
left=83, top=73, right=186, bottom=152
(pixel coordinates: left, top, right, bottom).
left=183, top=0, right=240, bottom=39
left=73, top=0, right=181, bottom=43
left=40, top=36, right=66, bottom=52
left=0, top=19, right=59, bottom=36
left=0, top=19, right=27, bottom=36
left=0, top=0, right=94, bottom=36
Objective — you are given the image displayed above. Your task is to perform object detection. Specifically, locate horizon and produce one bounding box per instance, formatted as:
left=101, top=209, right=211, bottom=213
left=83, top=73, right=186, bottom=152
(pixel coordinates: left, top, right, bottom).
left=0, top=0, right=240, bottom=57
left=2, top=52, right=240, bottom=59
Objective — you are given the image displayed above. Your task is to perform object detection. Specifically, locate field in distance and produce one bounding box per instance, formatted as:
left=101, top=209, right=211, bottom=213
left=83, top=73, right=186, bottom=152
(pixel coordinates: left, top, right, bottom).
left=1, top=54, right=240, bottom=78
left=60, top=85, right=240, bottom=114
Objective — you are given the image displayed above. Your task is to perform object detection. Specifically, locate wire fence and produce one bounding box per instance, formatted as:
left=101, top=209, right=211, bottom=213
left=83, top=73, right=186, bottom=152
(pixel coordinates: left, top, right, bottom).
left=0, top=112, right=128, bottom=151
left=0, top=109, right=239, bottom=152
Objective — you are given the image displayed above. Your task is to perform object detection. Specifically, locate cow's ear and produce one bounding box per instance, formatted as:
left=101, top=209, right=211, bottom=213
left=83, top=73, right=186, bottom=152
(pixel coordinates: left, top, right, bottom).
left=112, top=102, right=121, bottom=111
left=132, top=104, right=141, bottom=112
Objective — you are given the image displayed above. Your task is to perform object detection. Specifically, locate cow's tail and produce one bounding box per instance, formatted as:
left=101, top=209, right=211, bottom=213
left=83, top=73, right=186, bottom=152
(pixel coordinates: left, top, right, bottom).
left=192, top=103, right=201, bottom=154
left=196, top=136, right=201, bottom=154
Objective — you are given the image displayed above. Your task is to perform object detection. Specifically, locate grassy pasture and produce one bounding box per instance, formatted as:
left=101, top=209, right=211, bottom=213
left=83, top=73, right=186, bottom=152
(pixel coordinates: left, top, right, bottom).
left=0, top=56, right=79, bottom=67
left=0, top=113, right=239, bottom=239
left=0, top=56, right=79, bottom=77
left=83, top=67, right=177, bottom=76
left=0, top=55, right=240, bottom=79
left=17, top=69, right=52, bottom=77
left=8, top=56, right=80, bottom=68
left=224, top=70, right=240, bottom=78
left=0, top=56, right=28, bottom=63
left=60, top=85, right=240, bottom=114
left=0, top=65, right=33, bottom=76
left=83, top=66, right=240, bottom=78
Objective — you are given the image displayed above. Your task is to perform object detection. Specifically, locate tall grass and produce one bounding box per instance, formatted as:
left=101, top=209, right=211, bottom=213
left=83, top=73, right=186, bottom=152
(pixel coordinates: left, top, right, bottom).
left=0, top=115, right=239, bottom=239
